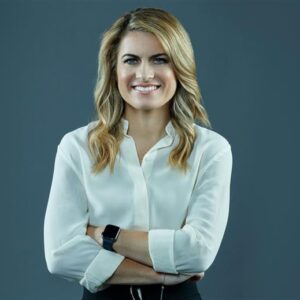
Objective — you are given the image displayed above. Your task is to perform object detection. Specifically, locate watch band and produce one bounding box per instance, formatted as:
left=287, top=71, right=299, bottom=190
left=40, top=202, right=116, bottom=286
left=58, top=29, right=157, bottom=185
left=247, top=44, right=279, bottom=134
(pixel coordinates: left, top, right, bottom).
left=103, top=237, right=114, bottom=251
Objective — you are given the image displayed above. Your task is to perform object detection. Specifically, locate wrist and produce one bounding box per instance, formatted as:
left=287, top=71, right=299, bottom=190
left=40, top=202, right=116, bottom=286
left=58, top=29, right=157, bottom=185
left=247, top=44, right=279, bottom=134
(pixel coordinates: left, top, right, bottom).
left=158, top=272, right=166, bottom=285
left=95, top=226, right=104, bottom=246
left=112, top=228, right=124, bottom=252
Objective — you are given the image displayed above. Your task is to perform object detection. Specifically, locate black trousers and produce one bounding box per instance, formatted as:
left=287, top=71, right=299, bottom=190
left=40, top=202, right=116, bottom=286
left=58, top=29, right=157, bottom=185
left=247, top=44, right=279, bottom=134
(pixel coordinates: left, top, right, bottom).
left=82, top=281, right=202, bottom=300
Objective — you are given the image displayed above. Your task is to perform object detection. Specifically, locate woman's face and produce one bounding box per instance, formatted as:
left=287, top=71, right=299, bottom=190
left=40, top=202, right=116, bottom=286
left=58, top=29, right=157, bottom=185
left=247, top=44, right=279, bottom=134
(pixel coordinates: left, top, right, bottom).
left=116, top=31, right=177, bottom=113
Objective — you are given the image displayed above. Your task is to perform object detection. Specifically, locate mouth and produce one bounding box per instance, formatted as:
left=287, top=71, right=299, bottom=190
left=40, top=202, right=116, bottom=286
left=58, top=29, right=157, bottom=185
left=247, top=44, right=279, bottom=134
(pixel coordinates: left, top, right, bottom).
left=131, top=85, right=161, bottom=95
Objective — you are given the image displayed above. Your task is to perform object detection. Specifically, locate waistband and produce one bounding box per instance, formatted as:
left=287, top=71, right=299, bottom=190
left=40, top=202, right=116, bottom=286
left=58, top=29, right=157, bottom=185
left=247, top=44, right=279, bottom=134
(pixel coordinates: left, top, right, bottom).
left=83, top=280, right=200, bottom=300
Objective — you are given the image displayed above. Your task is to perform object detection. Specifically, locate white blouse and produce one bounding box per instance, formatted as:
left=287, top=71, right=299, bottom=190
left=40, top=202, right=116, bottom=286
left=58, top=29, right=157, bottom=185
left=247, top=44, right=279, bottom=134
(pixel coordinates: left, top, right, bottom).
left=44, top=118, right=233, bottom=293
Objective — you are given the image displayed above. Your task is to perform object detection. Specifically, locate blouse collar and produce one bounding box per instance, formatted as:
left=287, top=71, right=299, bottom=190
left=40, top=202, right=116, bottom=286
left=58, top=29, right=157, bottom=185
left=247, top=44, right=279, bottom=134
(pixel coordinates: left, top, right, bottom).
left=121, top=117, right=176, bottom=138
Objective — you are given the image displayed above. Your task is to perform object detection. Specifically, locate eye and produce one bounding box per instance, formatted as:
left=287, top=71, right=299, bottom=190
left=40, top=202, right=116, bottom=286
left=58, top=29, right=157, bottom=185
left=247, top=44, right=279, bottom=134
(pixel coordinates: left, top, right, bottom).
left=154, top=57, right=168, bottom=64
left=123, top=57, right=169, bottom=65
left=123, top=58, right=137, bottom=65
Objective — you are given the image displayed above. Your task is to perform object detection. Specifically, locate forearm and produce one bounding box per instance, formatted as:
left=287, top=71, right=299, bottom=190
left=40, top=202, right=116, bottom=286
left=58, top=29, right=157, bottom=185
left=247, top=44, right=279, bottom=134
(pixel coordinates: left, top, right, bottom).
left=86, top=226, right=205, bottom=284
left=113, top=229, right=152, bottom=267
left=87, top=226, right=152, bottom=267
left=105, top=257, right=162, bottom=285
left=105, top=257, right=203, bottom=286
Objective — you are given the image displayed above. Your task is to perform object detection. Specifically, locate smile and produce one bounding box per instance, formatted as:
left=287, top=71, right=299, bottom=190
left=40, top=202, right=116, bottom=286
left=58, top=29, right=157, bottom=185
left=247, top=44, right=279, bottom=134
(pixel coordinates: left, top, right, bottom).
left=132, top=85, right=161, bottom=94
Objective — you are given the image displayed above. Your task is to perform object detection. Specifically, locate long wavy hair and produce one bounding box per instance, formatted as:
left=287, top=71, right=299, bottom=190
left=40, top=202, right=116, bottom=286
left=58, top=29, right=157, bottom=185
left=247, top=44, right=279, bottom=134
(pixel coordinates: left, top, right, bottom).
left=88, top=7, right=212, bottom=175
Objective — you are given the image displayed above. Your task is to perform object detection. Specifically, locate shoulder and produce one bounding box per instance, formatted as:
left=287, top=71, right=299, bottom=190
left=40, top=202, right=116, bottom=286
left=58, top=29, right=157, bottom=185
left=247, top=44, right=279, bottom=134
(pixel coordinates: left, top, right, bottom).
left=57, top=119, right=99, bottom=165
left=193, top=122, right=232, bottom=163
left=59, top=120, right=98, bottom=151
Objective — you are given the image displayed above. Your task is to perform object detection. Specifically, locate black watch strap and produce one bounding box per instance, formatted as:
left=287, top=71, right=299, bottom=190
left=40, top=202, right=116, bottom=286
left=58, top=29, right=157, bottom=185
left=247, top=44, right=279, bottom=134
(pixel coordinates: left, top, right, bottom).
left=103, top=237, right=115, bottom=252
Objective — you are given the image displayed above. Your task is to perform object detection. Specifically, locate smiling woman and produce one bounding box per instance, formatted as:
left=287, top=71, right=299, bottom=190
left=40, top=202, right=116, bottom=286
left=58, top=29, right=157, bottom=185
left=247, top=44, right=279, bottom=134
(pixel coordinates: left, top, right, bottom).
left=44, top=7, right=233, bottom=300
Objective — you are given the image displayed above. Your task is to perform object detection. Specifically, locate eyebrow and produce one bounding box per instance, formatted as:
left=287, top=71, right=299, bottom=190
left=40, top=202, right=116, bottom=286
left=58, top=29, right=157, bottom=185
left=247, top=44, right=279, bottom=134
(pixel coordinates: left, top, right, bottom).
left=121, top=53, right=167, bottom=59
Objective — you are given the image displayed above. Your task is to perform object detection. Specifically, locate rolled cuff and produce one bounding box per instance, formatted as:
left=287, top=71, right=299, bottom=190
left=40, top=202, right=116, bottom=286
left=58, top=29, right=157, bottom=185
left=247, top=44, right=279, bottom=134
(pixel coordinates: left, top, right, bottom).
left=79, top=249, right=125, bottom=293
left=148, top=229, right=178, bottom=274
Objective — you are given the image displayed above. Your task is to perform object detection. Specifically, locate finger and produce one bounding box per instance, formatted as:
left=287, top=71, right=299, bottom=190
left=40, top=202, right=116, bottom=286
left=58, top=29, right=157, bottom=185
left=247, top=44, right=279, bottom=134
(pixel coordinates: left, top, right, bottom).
left=190, top=274, right=204, bottom=281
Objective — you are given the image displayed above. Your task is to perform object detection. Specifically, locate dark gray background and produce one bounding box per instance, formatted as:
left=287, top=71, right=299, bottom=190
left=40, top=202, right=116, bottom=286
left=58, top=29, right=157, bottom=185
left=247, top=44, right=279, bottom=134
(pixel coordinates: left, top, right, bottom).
left=1, top=0, right=299, bottom=299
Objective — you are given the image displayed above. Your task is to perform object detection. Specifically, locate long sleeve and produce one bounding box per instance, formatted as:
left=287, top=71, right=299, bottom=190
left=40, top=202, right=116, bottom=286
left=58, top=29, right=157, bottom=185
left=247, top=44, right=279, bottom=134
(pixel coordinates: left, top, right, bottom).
left=148, top=144, right=233, bottom=274
left=43, top=145, right=125, bottom=293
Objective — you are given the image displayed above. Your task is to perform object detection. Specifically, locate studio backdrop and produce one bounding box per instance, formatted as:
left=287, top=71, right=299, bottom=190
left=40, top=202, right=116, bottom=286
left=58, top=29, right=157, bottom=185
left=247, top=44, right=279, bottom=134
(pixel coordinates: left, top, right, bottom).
left=1, top=1, right=299, bottom=299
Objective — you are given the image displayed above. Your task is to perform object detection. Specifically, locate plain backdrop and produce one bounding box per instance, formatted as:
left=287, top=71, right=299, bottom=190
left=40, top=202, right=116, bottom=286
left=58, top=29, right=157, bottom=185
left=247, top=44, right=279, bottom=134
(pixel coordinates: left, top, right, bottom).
left=1, top=0, right=299, bottom=299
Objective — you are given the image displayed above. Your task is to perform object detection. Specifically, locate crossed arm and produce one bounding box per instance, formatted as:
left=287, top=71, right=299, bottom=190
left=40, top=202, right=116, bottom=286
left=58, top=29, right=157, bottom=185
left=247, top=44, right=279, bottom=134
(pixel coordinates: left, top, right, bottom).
left=86, top=226, right=204, bottom=285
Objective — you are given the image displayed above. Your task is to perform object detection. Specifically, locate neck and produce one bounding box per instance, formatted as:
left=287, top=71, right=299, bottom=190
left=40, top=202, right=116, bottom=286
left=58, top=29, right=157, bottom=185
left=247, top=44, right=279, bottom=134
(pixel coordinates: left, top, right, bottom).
left=122, top=109, right=170, bottom=141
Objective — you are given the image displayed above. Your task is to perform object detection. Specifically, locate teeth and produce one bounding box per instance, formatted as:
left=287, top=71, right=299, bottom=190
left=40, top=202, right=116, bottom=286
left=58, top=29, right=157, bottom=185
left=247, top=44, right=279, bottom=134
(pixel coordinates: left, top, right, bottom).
left=133, top=86, right=159, bottom=92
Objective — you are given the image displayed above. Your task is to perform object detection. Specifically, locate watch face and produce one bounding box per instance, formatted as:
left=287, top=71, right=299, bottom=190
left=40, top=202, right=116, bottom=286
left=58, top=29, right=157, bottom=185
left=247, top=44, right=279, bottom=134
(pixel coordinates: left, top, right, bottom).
left=104, top=225, right=120, bottom=239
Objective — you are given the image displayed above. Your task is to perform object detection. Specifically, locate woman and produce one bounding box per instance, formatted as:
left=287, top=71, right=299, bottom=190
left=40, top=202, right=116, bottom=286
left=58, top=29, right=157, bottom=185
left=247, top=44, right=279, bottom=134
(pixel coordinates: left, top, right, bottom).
left=44, top=7, right=233, bottom=300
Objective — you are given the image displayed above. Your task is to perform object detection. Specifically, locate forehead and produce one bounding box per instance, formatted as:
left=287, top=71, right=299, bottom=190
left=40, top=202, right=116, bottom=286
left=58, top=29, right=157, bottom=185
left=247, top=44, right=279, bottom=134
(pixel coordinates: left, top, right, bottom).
left=118, top=31, right=165, bottom=57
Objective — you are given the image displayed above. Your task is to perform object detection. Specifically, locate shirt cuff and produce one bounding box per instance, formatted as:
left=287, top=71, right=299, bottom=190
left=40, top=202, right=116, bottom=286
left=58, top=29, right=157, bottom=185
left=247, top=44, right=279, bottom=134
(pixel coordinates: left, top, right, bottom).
left=148, top=229, right=178, bottom=274
left=79, top=248, right=125, bottom=293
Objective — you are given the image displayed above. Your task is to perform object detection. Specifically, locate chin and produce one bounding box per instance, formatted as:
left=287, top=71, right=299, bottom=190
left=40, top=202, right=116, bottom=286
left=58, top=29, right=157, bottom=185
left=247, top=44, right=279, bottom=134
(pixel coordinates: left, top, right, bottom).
left=136, top=105, right=156, bottom=111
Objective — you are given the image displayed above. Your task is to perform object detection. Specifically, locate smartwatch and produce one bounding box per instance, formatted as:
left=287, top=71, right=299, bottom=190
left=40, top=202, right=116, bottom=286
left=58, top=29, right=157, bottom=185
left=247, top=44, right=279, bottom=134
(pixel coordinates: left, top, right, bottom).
left=101, top=224, right=121, bottom=252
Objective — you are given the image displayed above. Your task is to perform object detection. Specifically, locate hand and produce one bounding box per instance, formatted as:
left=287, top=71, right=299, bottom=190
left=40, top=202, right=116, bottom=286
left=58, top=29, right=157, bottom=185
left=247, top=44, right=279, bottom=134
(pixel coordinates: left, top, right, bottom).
left=188, top=272, right=205, bottom=282
left=162, top=273, right=192, bottom=286
left=161, top=272, right=205, bottom=285
left=86, top=225, right=105, bottom=246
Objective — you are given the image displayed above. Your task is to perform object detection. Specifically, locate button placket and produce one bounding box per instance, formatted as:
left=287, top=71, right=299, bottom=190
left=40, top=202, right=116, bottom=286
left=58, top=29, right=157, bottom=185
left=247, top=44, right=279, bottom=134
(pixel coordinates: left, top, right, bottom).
left=141, top=151, right=156, bottom=181
left=121, top=127, right=177, bottom=230
left=126, top=137, right=150, bottom=230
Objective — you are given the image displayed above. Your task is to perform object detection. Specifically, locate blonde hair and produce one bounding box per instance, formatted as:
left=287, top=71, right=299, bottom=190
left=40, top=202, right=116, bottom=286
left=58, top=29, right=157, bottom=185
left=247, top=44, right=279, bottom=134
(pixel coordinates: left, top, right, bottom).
left=88, top=7, right=212, bottom=175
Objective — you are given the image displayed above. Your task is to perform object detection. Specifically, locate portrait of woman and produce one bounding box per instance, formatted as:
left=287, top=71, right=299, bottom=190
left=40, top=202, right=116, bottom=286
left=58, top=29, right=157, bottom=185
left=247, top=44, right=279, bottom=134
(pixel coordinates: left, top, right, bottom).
left=44, top=7, right=233, bottom=300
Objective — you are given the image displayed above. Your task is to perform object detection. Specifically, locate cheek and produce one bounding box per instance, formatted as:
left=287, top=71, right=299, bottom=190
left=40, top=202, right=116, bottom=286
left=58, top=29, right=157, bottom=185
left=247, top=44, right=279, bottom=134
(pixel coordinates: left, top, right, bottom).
left=117, top=70, right=132, bottom=88
left=165, top=78, right=177, bottom=94
left=163, top=69, right=177, bottom=85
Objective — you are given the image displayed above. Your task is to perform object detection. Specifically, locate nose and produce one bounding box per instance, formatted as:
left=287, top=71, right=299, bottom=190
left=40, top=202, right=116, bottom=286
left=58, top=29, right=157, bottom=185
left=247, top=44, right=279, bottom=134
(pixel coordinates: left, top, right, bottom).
left=136, top=61, right=154, bottom=80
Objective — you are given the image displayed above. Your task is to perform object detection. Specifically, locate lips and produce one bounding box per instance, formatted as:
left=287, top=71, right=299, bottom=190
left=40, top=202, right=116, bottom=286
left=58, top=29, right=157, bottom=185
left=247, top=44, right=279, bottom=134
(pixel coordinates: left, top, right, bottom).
left=131, top=80, right=160, bottom=86
left=132, top=85, right=161, bottom=94
left=131, top=84, right=161, bottom=88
